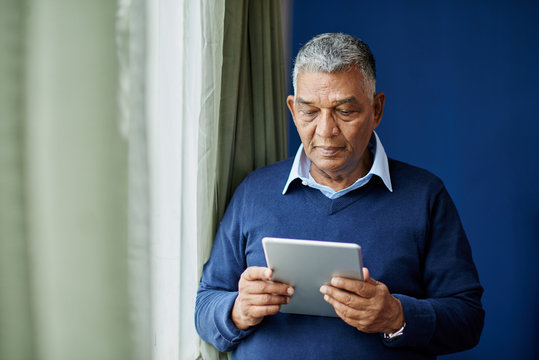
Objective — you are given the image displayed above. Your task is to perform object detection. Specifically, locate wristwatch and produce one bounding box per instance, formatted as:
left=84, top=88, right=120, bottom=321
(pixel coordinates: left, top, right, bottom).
left=383, top=322, right=406, bottom=343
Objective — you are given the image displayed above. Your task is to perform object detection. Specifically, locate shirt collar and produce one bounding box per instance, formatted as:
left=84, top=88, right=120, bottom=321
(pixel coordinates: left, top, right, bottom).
left=282, top=131, right=393, bottom=196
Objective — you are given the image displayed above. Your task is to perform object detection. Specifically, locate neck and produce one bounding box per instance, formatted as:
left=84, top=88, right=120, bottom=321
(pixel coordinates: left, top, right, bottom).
left=310, top=149, right=373, bottom=192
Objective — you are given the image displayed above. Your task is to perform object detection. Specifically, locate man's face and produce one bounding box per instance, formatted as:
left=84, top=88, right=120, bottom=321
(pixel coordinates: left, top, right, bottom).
left=287, top=67, right=385, bottom=187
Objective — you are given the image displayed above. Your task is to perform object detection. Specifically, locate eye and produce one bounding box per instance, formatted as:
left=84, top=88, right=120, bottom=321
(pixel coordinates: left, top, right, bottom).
left=298, top=108, right=319, bottom=121
left=336, top=108, right=356, bottom=118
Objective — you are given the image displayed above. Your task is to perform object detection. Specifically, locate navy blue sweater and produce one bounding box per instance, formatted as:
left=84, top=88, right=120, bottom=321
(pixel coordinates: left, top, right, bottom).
left=195, top=158, right=484, bottom=359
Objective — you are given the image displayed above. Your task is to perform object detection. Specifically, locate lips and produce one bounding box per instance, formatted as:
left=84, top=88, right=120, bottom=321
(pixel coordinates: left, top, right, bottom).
left=315, top=146, right=344, bottom=156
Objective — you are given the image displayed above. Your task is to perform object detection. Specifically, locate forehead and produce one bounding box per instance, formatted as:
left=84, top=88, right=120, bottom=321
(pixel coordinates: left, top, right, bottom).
left=296, top=68, right=367, bottom=102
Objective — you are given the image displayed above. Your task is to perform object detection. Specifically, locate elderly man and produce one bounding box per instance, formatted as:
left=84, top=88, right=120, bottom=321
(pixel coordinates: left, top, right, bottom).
left=195, top=33, right=484, bottom=359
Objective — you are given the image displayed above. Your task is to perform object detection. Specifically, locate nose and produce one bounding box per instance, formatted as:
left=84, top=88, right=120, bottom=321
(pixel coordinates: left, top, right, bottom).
left=316, top=110, right=340, bottom=137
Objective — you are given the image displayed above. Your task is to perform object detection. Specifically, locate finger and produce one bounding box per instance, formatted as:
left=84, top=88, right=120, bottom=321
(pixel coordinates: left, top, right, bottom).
left=321, top=290, right=383, bottom=333
left=232, top=300, right=284, bottom=329
left=362, top=267, right=379, bottom=286
left=322, top=291, right=361, bottom=320
left=362, top=267, right=371, bottom=282
left=330, top=276, right=377, bottom=298
left=247, top=304, right=283, bottom=318
left=244, top=293, right=291, bottom=306
left=242, top=266, right=272, bottom=281
left=241, top=278, right=294, bottom=296
left=320, top=284, right=364, bottom=309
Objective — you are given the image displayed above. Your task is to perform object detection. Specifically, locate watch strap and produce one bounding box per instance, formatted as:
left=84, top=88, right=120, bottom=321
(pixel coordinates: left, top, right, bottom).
left=383, top=322, right=406, bottom=343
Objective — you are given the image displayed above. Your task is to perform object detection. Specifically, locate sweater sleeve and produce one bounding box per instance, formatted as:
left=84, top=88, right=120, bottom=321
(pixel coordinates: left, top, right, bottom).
left=383, top=183, right=485, bottom=354
left=194, top=183, right=257, bottom=352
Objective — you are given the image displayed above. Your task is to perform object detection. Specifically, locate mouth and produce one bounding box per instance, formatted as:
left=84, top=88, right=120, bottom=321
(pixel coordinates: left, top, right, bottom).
left=314, top=146, right=344, bottom=156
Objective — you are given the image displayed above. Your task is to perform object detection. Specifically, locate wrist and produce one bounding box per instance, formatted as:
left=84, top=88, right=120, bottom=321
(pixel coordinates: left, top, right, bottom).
left=387, top=297, right=405, bottom=333
left=383, top=297, right=405, bottom=342
left=231, top=299, right=250, bottom=330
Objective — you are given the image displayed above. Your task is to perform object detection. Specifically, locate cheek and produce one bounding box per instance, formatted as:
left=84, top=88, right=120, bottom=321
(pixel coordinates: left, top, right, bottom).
left=296, top=123, right=315, bottom=142
left=342, top=126, right=371, bottom=150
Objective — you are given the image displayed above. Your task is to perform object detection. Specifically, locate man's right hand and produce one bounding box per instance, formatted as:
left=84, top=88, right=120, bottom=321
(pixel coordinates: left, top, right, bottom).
left=231, top=266, right=294, bottom=330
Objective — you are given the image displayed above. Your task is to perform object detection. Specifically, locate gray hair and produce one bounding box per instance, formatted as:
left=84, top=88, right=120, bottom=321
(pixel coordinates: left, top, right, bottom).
left=292, top=33, right=377, bottom=97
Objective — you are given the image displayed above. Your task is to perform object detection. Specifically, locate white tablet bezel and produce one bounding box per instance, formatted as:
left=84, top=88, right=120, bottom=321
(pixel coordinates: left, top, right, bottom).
left=262, top=237, right=364, bottom=317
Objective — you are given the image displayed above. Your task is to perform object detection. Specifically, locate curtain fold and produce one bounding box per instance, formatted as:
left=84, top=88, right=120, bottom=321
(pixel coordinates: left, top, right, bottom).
left=0, top=1, right=36, bottom=358
left=117, top=0, right=152, bottom=359
left=215, top=0, right=288, bottom=233
left=196, top=0, right=225, bottom=279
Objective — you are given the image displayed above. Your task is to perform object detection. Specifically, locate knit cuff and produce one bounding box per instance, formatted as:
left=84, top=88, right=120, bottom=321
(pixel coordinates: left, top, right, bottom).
left=214, top=291, right=256, bottom=347
left=381, top=294, right=436, bottom=349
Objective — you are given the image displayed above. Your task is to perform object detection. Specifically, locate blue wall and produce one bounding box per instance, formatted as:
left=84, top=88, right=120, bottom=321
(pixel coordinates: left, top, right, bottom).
left=288, top=1, right=539, bottom=359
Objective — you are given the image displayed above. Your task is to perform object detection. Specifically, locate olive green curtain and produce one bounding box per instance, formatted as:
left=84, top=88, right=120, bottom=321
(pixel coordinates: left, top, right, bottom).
left=0, top=0, right=133, bottom=359
left=216, top=0, right=287, bottom=220
left=197, top=0, right=287, bottom=358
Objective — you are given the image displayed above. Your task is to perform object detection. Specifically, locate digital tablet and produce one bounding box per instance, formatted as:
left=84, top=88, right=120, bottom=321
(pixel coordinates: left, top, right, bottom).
left=262, top=237, right=363, bottom=317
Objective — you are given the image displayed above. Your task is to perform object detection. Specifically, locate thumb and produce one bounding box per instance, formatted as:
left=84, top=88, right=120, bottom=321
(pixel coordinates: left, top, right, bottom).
left=362, top=267, right=378, bottom=285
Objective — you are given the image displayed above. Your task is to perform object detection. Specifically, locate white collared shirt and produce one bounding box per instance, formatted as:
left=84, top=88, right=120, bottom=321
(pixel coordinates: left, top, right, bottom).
left=282, top=131, right=393, bottom=199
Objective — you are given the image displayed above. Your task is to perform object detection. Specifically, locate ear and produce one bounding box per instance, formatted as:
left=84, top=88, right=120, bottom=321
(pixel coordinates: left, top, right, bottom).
left=286, top=95, right=296, bottom=123
left=372, top=92, right=385, bottom=128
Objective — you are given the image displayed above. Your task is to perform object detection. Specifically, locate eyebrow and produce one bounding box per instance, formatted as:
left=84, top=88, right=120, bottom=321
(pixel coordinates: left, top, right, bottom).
left=296, top=97, right=312, bottom=105
left=335, top=97, right=358, bottom=104
left=295, top=96, right=358, bottom=105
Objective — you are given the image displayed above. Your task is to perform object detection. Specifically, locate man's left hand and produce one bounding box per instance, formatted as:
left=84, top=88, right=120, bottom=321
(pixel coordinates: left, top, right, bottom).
left=320, top=267, right=405, bottom=334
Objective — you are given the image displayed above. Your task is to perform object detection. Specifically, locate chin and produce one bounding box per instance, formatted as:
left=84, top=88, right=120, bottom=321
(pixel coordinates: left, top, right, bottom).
left=312, top=160, right=346, bottom=173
